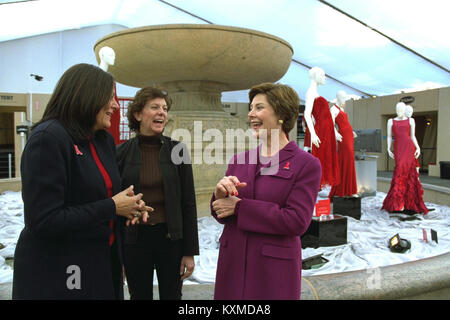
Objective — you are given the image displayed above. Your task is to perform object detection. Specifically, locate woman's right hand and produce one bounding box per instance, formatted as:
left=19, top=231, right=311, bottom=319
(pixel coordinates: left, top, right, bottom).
left=311, top=133, right=321, bottom=148
left=112, top=185, right=154, bottom=222
left=388, top=149, right=394, bottom=159
left=214, top=176, right=247, bottom=199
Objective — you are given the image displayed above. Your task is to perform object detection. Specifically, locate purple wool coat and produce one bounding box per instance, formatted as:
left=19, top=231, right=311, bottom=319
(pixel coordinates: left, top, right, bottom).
left=211, top=141, right=321, bottom=300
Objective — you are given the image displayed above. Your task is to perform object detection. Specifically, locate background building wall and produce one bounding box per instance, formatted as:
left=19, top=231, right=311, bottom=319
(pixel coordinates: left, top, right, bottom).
left=0, top=24, right=139, bottom=98
left=432, top=87, right=450, bottom=177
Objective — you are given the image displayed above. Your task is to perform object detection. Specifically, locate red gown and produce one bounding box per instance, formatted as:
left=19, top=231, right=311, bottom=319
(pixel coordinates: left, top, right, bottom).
left=303, top=118, right=311, bottom=149
left=329, top=107, right=357, bottom=198
left=382, top=119, right=428, bottom=214
left=106, top=82, right=122, bottom=145
left=311, top=97, right=340, bottom=188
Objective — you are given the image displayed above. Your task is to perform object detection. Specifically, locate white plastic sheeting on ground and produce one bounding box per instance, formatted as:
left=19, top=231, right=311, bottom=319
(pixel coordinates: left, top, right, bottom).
left=0, top=191, right=23, bottom=284
left=0, top=190, right=449, bottom=285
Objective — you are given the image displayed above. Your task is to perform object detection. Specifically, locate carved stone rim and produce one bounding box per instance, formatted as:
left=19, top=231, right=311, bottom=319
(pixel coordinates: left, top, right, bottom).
left=94, top=23, right=293, bottom=54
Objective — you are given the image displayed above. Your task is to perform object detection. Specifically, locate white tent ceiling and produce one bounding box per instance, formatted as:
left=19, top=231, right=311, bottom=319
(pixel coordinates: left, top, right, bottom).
left=1, top=0, right=449, bottom=102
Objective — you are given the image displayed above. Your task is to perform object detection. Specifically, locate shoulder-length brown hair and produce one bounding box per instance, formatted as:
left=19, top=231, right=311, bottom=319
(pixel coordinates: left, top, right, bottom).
left=249, top=82, right=300, bottom=134
left=33, top=63, right=114, bottom=142
left=127, top=87, right=172, bottom=133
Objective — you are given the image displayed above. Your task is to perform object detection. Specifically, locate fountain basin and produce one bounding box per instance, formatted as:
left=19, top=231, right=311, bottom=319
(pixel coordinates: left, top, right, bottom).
left=94, top=24, right=293, bottom=92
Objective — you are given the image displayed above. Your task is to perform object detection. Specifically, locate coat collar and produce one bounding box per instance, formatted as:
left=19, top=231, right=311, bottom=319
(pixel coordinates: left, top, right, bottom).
left=256, top=141, right=297, bottom=171
left=246, top=141, right=298, bottom=197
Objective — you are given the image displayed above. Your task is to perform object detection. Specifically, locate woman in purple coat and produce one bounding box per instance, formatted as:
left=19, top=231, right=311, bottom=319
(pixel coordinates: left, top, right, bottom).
left=211, top=83, right=321, bottom=300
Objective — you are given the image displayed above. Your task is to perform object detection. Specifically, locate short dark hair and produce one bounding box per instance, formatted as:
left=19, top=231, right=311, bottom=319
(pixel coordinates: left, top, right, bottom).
left=249, top=82, right=300, bottom=134
left=127, top=87, right=172, bottom=133
left=33, top=63, right=114, bottom=142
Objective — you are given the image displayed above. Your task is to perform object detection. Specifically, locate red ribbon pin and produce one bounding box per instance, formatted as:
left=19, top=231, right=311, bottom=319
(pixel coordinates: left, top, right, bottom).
left=74, top=144, right=83, bottom=155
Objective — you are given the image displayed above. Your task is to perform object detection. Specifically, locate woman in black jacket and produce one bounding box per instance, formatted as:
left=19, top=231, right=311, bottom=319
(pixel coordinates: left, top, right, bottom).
left=116, top=87, right=199, bottom=300
left=12, top=63, right=152, bottom=300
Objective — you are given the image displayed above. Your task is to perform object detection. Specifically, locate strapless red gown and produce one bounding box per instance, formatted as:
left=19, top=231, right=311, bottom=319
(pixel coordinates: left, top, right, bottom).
left=311, top=97, right=340, bottom=188
left=382, top=119, right=428, bottom=214
left=329, top=108, right=357, bottom=198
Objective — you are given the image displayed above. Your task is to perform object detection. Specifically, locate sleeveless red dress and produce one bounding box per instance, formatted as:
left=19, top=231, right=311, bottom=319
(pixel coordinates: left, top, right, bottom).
left=382, top=119, right=428, bottom=214
left=106, top=82, right=121, bottom=145
left=303, top=117, right=311, bottom=149
left=329, top=107, right=357, bottom=198
left=311, top=97, right=340, bottom=188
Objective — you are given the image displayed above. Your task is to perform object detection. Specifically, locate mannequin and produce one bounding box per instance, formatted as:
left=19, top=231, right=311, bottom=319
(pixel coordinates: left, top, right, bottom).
left=303, top=67, right=340, bottom=188
left=329, top=92, right=344, bottom=142
left=386, top=102, right=420, bottom=160
left=329, top=90, right=358, bottom=199
left=405, top=104, right=420, bottom=173
left=382, top=102, right=427, bottom=214
left=99, top=46, right=116, bottom=72
left=304, top=67, right=324, bottom=148
left=404, top=104, right=413, bottom=118
left=99, top=46, right=121, bottom=145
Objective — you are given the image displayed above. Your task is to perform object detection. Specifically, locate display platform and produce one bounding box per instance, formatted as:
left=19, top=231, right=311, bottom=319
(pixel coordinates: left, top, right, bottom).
left=301, top=215, right=348, bottom=249
left=333, top=196, right=361, bottom=220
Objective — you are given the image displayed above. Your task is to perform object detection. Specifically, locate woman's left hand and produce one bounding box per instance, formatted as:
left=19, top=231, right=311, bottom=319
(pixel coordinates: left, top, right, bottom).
left=180, top=256, right=195, bottom=281
left=212, top=196, right=241, bottom=219
left=125, top=199, right=153, bottom=226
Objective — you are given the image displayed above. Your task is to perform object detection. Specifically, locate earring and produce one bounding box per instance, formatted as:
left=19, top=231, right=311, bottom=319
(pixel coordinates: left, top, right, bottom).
left=278, top=119, right=284, bottom=124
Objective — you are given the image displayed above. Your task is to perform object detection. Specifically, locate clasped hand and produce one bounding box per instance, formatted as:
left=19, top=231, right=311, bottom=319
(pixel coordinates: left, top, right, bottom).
left=112, top=185, right=154, bottom=226
left=212, top=196, right=242, bottom=219
left=213, top=176, right=246, bottom=219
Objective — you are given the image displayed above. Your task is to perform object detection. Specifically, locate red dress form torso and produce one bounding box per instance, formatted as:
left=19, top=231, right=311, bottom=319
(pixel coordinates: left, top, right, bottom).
left=382, top=119, right=428, bottom=214
left=311, top=96, right=340, bottom=188
left=329, top=107, right=357, bottom=198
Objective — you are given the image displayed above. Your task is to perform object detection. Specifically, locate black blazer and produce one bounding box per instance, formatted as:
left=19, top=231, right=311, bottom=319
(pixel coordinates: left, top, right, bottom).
left=12, top=120, right=124, bottom=299
left=116, top=135, right=199, bottom=256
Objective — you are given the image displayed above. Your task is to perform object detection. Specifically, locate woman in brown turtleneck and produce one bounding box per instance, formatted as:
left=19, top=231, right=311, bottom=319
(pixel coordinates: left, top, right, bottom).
left=116, top=87, right=199, bottom=300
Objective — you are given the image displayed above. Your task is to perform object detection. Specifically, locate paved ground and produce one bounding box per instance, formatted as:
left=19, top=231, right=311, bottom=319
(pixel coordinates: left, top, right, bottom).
left=0, top=282, right=215, bottom=300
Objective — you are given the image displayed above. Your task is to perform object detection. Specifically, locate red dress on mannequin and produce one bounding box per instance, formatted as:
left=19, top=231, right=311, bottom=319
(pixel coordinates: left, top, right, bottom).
left=303, top=118, right=311, bottom=149
left=329, top=107, right=357, bottom=198
left=382, top=119, right=428, bottom=214
left=107, top=82, right=121, bottom=145
left=311, top=97, right=340, bottom=188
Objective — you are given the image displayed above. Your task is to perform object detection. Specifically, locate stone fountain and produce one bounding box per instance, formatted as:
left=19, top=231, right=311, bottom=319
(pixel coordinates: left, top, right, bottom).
left=94, top=24, right=293, bottom=216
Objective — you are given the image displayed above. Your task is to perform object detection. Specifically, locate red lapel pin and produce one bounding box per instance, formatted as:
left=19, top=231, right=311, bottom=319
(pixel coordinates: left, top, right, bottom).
left=283, top=161, right=290, bottom=170
left=74, top=144, right=83, bottom=156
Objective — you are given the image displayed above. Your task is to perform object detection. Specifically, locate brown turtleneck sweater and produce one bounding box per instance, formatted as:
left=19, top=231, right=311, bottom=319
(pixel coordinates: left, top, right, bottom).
left=138, top=134, right=166, bottom=225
